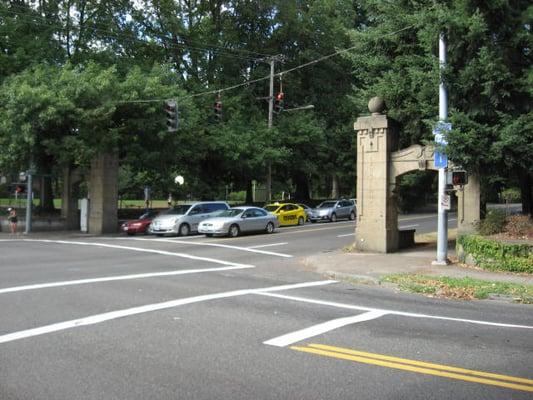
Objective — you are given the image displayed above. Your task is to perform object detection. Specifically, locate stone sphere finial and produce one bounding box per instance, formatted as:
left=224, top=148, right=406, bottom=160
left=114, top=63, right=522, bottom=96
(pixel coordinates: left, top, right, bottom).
left=368, top=97, right=385, bottom=115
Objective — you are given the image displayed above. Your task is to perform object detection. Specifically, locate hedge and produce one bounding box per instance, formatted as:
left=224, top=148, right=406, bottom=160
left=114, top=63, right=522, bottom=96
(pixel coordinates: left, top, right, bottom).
left=457, top=235, right=533, bottom=273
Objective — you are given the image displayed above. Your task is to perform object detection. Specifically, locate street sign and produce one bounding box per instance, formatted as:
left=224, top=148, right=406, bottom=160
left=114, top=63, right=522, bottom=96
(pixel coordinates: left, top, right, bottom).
left=433, top=121, right=451, bottom=145
left=441, top=194, right=451, bottom=210
left=434, top=151, right=448, bottom=168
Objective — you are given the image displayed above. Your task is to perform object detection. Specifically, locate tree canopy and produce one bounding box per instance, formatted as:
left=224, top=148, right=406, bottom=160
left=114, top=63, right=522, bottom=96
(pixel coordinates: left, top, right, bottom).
left=0, top=0, right=530, bottom=213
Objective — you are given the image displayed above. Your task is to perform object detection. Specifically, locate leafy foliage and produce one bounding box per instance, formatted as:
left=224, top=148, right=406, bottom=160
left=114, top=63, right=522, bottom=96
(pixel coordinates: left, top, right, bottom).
left=457, top=234, right=533, bottom=273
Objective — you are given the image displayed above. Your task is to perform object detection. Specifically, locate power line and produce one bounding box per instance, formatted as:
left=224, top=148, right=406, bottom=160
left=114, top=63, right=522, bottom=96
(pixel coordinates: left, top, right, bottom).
left=0, top=6, right=270, bottom=62
left=121, top=24, right=416, bottom=104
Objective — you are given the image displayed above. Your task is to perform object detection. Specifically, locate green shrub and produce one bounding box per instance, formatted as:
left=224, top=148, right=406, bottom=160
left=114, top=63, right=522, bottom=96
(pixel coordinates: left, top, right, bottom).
left=501, top=187, right=521, bottom=203
left=476, top=209, right=506, bottom=235
left=457, top=234, right=533, bottom=273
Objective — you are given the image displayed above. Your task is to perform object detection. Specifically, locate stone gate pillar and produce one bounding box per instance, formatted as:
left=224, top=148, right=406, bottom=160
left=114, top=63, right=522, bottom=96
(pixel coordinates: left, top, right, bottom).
left=354, top=98, right=399, bottom=253
left=456, top=172, right=481, bottom=233
left=88, top=153, right=118, bottom=234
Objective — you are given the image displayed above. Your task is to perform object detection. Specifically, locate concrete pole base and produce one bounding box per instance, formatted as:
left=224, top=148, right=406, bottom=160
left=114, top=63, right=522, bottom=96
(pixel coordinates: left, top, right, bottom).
left=431, top=258, right=451, bottom=266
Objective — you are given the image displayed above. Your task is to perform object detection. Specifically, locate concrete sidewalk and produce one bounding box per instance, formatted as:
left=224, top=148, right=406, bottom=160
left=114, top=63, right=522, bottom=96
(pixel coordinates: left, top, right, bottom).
left=301, top=242, right=533, bottom=286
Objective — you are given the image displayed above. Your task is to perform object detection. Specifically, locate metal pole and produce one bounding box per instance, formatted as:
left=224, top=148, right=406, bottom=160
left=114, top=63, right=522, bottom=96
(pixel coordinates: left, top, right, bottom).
left=266, top=58, right=275, bottom=202
left=24, top=171, right=33, bottom=234
left=435, top=33, right=449, bottom=264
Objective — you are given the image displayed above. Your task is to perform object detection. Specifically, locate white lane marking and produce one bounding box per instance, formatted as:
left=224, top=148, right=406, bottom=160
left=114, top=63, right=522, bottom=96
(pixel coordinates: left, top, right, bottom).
left=0, top=265, right=254, bottom=295
left=0, top=280, right=335, bottom=344
left=256, top=293, right=533, bottom=330
left=10, top=239, right=253, bottom=268
left=399, top=224, right=419, bottom=229
left=337, top=233, right=355, bottom=238
left=118, top=237, right=293, bottom=258
left=248, top=242, right=288, bottom=249
left=264, top=310, right=387, bottom=347
left=449, top=218, right=457, bottom=222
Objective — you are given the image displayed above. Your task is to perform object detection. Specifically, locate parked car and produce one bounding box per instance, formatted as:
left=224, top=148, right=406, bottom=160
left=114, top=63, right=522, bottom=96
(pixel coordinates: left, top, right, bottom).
left=264, top=202, right=307, bottom=226
left=198, top=206, right=279, bottom=237
left=308, top=199, right=355, bottom=223
left=120, top=210, right=159, bottom=235
left=297, top=203, right=312, bottom=221
left=148, top=201, right=230, bottom=236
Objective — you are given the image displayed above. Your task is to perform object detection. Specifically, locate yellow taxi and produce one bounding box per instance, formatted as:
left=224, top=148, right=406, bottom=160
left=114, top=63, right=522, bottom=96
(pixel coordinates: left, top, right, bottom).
left=264, top=202, right=307, bottom=226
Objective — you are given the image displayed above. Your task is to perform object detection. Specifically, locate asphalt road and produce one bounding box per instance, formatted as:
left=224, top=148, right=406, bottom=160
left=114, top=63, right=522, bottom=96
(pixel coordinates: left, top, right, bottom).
left=1, top=213, right=532, bottom=400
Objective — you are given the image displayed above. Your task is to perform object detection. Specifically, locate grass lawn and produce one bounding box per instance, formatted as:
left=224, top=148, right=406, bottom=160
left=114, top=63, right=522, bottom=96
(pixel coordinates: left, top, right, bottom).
left=381, top=274, right=533, bottom=303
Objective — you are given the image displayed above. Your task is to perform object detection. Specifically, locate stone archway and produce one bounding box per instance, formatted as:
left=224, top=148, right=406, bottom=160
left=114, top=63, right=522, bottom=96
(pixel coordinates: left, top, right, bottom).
left=354, top=97, right=479, bottom=253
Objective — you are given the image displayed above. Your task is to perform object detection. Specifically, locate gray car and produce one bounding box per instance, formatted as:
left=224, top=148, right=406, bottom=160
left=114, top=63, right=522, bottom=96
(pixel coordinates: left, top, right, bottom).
left=148, top=201, right=229, bottom=236
left=308, top=199, right=356, bottom=223
left=198, top=206, right=279, bottom=237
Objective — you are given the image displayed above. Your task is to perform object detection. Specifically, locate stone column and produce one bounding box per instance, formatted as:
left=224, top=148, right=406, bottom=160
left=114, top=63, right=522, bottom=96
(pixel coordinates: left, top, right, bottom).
left=354, top=98, right=399, bottom=253
left=457, top=172, right=480, bottom=234
left=88, top=153, right=118, bottom=234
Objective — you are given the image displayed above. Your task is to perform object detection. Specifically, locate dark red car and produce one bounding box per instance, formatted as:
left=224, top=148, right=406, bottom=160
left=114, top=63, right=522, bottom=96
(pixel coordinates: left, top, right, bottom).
left=120, top=210, right=159, bottom=235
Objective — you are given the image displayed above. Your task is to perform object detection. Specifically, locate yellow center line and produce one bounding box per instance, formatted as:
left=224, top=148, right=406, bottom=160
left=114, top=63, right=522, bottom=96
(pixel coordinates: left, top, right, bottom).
left=308, top=344, right=533, bottom=385
left=290, top=345, right=533, bottom=393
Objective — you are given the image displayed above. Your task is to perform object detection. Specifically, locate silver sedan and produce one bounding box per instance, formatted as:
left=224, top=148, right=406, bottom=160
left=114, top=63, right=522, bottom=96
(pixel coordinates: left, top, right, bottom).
left=198, top=207, right=279, bottom=237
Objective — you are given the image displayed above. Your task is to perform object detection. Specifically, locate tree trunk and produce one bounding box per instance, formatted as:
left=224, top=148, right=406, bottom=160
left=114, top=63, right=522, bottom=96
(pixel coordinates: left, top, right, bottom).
left=246, top=180, right=253, bottom=203
left=518, top=169, right=532, bottom=217
left=39, top=176, right=55, bottom=212
left=293, top=173, right=310, bottom=201
left=330, top=173, right=339, bottom=199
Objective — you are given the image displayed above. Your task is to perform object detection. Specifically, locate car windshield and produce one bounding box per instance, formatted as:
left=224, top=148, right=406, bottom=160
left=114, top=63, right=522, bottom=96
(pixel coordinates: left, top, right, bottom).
left=216, top=208, right=244, bottom=217
left=264, top=205, right=280, bottom=212
left=317, top=201, right=336, bottom=208
left=162, top=205, right=191, bottom=215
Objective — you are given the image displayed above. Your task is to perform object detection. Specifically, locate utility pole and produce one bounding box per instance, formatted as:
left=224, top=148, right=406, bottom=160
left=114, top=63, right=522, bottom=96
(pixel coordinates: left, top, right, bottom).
left=434, top=33, right=450, bottom=265
left=24, top=162, right=33, bottom=234
left=266, top=57, right=275, bottom=202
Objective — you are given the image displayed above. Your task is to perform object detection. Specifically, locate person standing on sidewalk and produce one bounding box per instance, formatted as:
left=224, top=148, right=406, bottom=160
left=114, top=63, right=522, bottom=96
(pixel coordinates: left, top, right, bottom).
left=7, top=207, right=18, bottom=234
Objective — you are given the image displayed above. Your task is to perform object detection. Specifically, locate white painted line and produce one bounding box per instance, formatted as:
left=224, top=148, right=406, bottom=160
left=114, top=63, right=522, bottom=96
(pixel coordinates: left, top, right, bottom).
left=264, top=310, right=387, bottom=347
left=0, top=280, right=336, bottom=344
left=399, top=224, right=419, bottom=229
left=122, top=237, right=293, bottom=258
left=449, top=218, right=457, bottom=222
left=11, top=239, right=253, bottom=268
left=256, top=292, right=533, bottom=330
left=0, top=265, right=254, bottom=295
left=248, top=242, right=288, bottom=249
left=337, top=233, right=355, bottom=238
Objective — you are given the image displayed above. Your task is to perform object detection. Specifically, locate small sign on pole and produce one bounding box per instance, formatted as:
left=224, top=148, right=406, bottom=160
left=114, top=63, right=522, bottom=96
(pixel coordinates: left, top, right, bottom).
left=434, top=151, right=448, bottom=168
left=441, top=194, right=451, bottom=210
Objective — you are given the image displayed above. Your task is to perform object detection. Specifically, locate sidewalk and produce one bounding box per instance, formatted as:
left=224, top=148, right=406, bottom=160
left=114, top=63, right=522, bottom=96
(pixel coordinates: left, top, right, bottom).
left=301, top=242, right=533, bottom=286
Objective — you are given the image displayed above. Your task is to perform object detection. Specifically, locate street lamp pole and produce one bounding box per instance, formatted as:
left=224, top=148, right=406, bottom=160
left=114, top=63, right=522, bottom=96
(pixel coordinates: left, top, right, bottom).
left=435, top=33, right=449, bottom=265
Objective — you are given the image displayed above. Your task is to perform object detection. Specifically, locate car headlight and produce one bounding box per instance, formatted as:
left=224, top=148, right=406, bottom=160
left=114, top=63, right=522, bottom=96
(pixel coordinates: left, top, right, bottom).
left=211, top=221, right=226, bottom=229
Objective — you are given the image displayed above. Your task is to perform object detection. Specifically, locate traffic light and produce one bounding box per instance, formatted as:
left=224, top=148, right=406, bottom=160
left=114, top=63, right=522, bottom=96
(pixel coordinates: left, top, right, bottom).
left=165, top=100, right=178, bottom=132
left=274, top=92, right=284, bottom=113
left=452, top=170, right=468, bottom=186
left=214, top=98, right=222, bottom=120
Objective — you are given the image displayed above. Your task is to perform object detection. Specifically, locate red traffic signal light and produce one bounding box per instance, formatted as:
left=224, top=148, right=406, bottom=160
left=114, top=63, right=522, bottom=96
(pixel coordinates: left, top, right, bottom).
left=214, top=100, right=222, bottom=119
left=452, top=171, right=468, bottom=186
left=274, top=92, right=284, bottom=114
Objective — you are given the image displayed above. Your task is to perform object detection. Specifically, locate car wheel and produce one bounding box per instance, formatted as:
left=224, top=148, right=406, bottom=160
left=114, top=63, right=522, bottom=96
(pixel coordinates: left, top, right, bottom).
left=349, top=211, right=355, bottom=221
left=179, top=223, right=190, bottom=236
left=297, top=216, right=304, bottom=226
left=330, top=213, right=337, bottom=222
left=228, top=224, right=240, bottom=238
left=265, top=222, right=275, bottom=234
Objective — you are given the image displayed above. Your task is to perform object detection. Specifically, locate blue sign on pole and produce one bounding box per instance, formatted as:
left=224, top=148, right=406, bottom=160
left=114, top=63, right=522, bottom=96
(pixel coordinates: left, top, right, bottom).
left=434, top=151, right=448, bottom=168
